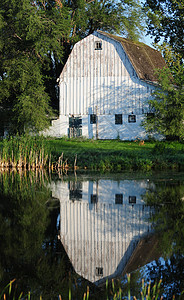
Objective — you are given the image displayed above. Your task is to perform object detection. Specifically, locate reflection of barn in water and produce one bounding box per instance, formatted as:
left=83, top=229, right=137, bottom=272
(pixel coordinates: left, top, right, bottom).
left=50, top=178, right=154, bottom=284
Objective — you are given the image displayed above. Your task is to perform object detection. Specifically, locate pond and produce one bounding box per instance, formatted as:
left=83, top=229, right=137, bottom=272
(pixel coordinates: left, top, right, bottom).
left=0, top=170, right=183, bottom=299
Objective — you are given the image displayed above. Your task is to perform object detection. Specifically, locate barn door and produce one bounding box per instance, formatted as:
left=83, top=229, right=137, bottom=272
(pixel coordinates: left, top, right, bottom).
left=69, top=117, right=82, bottom=138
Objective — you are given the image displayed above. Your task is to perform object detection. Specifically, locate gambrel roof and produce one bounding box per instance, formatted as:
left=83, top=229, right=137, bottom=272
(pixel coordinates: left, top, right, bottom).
left=97, top=31, right=166, bottom=83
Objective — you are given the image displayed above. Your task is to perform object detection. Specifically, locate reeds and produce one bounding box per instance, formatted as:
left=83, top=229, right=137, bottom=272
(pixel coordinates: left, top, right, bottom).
left=0, top=135, right=79, bottom=172
left=0, top=135, right=48, bottom=170
left=1, top=276, right=178, bottom=300
left=0, top=168, right=50, bottom=197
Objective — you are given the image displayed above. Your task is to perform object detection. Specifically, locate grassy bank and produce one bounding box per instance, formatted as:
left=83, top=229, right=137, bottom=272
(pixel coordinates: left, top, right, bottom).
left=45, top=137, right=184, bottom=172
left=1, top=136, right=184, bottom=171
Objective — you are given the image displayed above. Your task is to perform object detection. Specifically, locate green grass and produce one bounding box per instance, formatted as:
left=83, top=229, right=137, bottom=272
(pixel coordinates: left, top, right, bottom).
left=1, top=136, right=184, bottom=172
left=45, top=137, right=184, bottom=172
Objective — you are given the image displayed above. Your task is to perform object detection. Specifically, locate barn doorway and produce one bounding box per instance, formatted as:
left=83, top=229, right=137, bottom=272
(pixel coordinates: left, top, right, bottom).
left=69, top=116, right=82, bottom=138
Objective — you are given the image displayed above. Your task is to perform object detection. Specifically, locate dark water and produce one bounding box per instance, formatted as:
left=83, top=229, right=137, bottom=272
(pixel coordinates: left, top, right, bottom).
left=0, top=171, right=184, bottom=299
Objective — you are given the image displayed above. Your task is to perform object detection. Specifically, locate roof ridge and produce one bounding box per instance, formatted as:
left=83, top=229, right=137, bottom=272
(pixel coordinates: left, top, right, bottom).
left=97, top=30, right=154, bottom=50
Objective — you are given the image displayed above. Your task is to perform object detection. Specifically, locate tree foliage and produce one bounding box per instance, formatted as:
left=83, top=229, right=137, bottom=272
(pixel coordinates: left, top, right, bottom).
left=0, top=0, right=70, bottom=133
left=0, top=0, right=144, bottom=134
left=143, top=180, right=184, bottom=298
left=143, top=0, right=184, bottom=140
left=144, top=0, right=184, bottom=56
left=143, top=179, right=184, bottom=256
left=142, top=46, right=184, bottom=140
left=65, top=0, right=144, bottom=40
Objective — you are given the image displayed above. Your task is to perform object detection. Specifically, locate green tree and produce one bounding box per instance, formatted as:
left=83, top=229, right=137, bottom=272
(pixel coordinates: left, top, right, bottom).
left=60, top=0, right=145, bottom=62
left=0, top=0, right=70, bottom=133
left=66, top=0, right=144, bottom=40
left=143, top=181, right=184, bottom=256
left=0, top=0, right=145, bottom=134
left=142, top=47, right=184, bottom=140
left=144, top=0, right=184, bottom=56
left=143, top=0, right=184, bottom=140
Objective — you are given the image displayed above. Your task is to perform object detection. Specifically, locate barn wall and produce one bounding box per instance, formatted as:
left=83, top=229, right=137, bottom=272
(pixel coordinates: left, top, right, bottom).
left=89, top=114, right=146, bottom=140
left=45, top=32, right=156, bottom=139
left=49, top=179, right=153, bottom=283
left=60, top=201, right=151, bottom=284
left=59, top=32, right=155, bottom=116
left=44, top=114, right=147, bottom=140
left=43, top=116, right=68, bottom=137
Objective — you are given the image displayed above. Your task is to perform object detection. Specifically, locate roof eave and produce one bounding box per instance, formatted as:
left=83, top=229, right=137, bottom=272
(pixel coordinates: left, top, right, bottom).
left=140, top=79, right=159, bottom=86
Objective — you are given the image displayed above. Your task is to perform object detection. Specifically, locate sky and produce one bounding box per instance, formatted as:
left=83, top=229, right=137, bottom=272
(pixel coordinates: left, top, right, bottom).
left=141, top=34, right=155, bottom=47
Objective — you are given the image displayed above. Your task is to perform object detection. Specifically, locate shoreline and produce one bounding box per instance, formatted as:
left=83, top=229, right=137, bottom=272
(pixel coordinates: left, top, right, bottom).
left=0, top=137, right=184, bottom=172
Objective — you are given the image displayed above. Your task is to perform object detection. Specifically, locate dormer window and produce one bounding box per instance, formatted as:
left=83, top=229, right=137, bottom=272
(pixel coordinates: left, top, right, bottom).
left=95, top=41, right=102, bottom=50
left=96, top=267, right=103, bottom=276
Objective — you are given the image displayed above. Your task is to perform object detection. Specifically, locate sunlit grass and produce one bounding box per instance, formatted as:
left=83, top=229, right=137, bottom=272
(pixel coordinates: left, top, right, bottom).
left=0, top=136, right=184, bottom=171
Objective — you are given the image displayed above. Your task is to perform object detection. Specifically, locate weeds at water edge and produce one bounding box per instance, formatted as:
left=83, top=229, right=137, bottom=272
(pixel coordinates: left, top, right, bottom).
left=1, top=275, right=180, bottom=300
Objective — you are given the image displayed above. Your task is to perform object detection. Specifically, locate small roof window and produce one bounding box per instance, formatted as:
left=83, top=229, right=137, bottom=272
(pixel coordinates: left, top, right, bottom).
left=95, top=41, right=102, bottom=50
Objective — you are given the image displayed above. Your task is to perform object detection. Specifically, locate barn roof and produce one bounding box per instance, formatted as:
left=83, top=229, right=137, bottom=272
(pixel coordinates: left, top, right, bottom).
left=97, top=31, right=166, bottom=83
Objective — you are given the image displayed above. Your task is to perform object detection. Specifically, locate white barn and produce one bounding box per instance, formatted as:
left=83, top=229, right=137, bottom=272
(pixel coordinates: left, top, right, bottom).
left=49, top=177, right=154, bottom=284
left=45, top=31, right=166, bottom=140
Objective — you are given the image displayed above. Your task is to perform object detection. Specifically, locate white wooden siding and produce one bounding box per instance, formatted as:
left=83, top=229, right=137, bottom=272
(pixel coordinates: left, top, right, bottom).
left=59, top=32, right=155, bottom=116
left=49, top=179, right=153, bottom=284
left=44, top=32, right=158, bottom=139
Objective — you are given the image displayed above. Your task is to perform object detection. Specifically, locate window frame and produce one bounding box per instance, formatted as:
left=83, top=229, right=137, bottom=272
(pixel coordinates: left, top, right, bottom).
left=95, top=267, right=103, bottom=276
left=95, top=41, right=102, bottom=50
left=115, top=114, right=123, bottom=125
left=128, top=114, right=136, bottom=123
left=115, top=194, right=123, bottom=204
left=129, top=196, right=136, bottom=204
left=90, top=114, right=97, bottom=124
left=91, top=194, right=98, bottom=204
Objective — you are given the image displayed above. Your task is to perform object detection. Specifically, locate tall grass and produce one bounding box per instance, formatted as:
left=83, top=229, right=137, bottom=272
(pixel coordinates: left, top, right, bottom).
left=1, top=136, right=184, bottom=171
left=0, top=135, right=48, bottom=170
left=0, top=276, right=179, bottom=300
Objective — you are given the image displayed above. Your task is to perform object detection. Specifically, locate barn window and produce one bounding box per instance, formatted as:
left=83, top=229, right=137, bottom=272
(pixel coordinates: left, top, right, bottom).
left=69, top=181, right=82, bottom=201
left=96, top=267, right=103, bottom=276
left=69, top=116, right=82, bottom=138
left=115, top=114, right=122, bottom=125
left=129, top=196, right=136, bottom=204
left=128, top=114, right=136, bottom=123
left=115, top=194, right=123, bottom=204
left=69, top=117, right=82, bottom=127
left=95, top=41, right=102, bottom=50
left=91, top=194, right=98, bottom=204
left=90, top=114, right=96, bottom=124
